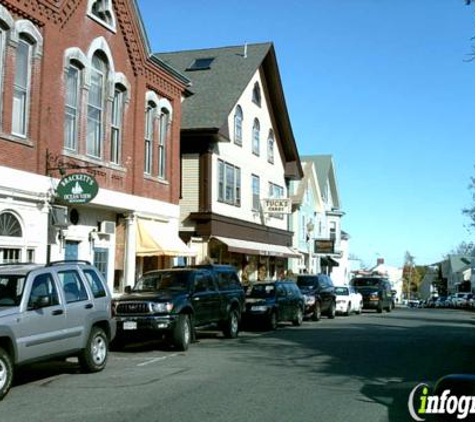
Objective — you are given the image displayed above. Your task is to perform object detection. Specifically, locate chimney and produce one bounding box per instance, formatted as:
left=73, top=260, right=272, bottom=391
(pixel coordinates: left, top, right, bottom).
left=377, top=258, right=385, bottom=265
left=243, top=42, right=248, bottom=59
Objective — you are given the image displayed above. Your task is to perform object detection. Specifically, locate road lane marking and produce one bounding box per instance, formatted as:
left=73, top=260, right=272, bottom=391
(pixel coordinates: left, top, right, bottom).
left=136, top=353, right=179, bottom=367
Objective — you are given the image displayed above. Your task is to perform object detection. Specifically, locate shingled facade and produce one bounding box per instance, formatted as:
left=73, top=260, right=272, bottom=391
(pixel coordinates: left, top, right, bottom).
left=157, top=43, right=303, bottom=284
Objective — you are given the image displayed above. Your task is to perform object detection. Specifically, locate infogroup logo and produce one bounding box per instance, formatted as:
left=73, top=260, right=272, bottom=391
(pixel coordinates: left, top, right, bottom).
left=408, top=382, right=475, bottom=421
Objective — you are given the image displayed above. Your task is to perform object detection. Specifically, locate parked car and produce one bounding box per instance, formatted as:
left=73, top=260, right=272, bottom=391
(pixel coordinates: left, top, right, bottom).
left=295, top=274, right=336, bottom=321
left=453, top=292, right=472, bottom=308
left=243, top=281, right=304, bottom=330
left=350, top=276, right=392, bottom=313
left=335, top=286, right=363, bottom=315
left=0, top=260, right=116, bottom=400
left=435, top=296, right=448, bottom=308
left=113, top=265, right=245, bottom=351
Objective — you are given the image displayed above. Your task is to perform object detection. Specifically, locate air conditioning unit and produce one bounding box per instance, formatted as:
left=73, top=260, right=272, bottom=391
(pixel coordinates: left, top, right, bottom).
left=51, top=205, right=69, bottom=228
left=99, top=221, right=115, bottom=235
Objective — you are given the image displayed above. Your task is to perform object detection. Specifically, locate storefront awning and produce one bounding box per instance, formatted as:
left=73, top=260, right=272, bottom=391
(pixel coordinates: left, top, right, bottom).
left=212, top=236, right=301, bottom=258
left=321, top=256, right=340, bottom=267
left=136, top=219, right=196, bottom=257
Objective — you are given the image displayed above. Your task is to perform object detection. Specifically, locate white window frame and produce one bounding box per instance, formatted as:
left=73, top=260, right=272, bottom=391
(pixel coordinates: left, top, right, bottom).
left=111, top=86, right=125, bottom=164
left=64, top=63, right=81, bottom=151
left=87, top=0, right=117, bottom=33
left=234, top=105, right=243, bottom=146
left=267, top=130, right=275, bottom=164
left=12, top=37, right=32, bottom=138
left=218, top=159, right=241, bottom=207
left=252, top=174, right=260, bottom=211
left=86, top=55, right=107, bottom=158
left=144, top=102, right=155, bottom=175
left=252, top=82, right=261, bottom=107
left=158, top=109, right=169, bottom=179
left=252, top=118, right=260, bottom=156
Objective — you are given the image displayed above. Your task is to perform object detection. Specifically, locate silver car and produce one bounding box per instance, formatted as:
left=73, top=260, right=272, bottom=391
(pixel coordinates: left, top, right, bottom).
left=0, top=261, right=116, bottom=400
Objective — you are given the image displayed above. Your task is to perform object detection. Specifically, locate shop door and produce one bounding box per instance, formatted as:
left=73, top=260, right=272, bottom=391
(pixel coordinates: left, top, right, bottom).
left=65, top=241, right=79, bottom=261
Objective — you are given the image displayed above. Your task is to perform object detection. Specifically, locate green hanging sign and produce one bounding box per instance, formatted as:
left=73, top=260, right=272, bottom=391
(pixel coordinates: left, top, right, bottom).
left=56, top=173, right=99, bottom=205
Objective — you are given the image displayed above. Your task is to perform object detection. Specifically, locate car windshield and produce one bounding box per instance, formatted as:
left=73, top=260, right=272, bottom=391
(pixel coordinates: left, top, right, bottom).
left=296, top=277, right=317, bottom=288
left=134, top=271, right=190, bottom=292
left=352, top=278, right=380, bottom=287
left=248, top=284, right=275, bottom=299
left=0, top=275, right=26, bottom=306
left=335, top=287, right=349, bottom=296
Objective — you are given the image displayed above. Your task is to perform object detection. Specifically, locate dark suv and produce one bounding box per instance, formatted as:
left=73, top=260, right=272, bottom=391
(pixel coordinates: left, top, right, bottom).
left=113, top=265, right=245, bottom=351
left=350, top=277, right=392, bottom=313
left=243, top=281, right=304, bottom=330
left=296, top=274, right=336, bottom=320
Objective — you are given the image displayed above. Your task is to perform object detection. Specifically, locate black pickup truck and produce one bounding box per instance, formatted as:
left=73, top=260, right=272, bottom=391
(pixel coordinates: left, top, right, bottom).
left=112, top=265, right=245, bottom=351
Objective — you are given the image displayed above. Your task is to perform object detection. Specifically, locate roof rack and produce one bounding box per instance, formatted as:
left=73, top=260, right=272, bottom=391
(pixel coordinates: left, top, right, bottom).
left=46, top=260, right=92, bottom=267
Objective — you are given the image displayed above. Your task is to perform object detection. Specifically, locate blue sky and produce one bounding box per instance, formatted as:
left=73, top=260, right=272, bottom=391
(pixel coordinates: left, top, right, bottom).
left=137, top=0, right=475, bottom=268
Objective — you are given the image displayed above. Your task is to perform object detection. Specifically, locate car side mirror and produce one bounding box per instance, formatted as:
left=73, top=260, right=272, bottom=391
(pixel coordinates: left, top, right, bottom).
left=31, top=295, right=50, bottom=309
left=124, top=286, right=132, bottom=294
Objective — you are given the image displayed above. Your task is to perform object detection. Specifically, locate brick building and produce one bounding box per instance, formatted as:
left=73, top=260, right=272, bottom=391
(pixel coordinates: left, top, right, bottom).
left=0, top=0, right=193, bottom=293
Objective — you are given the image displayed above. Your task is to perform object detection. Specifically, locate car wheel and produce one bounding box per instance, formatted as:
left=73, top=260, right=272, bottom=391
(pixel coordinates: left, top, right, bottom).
left=223, top=309, right=239, bottom=339
left=386, top=304, right=392, bottom=313
left=328, top=301, right=336, bottom=319
left=0, top=348, right=13, bottom=401
left=293, top=307, right=303, bottom=326
left=344, top=303, right=351, bottom=316
left=312, top=301, right=322, bottom=321
left=79, top=326, right=108, bottom=373
left=357, top=302, right=363, bottom=314
left=377, top=303, right=383, bottom=313
left=268, top=310, right=278, bottom=330
left=172, top=314, right=192, bottom=351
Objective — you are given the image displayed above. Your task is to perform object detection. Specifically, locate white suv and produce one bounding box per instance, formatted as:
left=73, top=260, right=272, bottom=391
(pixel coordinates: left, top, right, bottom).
left=0, top=261, right=116, bottom=400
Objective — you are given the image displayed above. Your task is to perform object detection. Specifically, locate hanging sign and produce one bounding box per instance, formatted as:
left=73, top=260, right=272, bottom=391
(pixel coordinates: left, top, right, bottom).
left=56, top=173, right=99, bottom=205
left=261, top=198, right=292, bottom=214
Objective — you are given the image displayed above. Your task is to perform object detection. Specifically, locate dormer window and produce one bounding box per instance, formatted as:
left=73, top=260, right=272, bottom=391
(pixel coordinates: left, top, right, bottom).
left=87, top=0, right=116, bottom=32
left=252, top=82, right=261, bottom=107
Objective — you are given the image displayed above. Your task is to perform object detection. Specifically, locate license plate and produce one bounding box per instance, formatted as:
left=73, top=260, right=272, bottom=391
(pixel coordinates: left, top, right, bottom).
left=123, top=321, right=137, bottom=330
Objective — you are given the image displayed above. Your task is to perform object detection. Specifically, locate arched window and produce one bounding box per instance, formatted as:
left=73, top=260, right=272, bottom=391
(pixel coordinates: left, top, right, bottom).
left=252, top=118, right=260, bottom=156
left=0, top=212, right=22, bottom=237
left=111, top=85, right=125, bottom=164
left=144, top=101, right=156, bottom=175
left=252, top=82, right=261, bottom=107
left=87, top=52, right=108, bottom=158
left=158, top=108, right=170, bottom=179
left=267, top=130, right=275, bottom=164
left=234, top=105, right=243, bottom=146
left=12, top=36, right=33, bottom=137
left=64, top=60, right=82, bottom=151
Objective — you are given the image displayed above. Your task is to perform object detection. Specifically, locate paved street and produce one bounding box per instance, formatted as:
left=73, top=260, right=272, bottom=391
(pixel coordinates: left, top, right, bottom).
left=2, top=308, right=475, bottom=422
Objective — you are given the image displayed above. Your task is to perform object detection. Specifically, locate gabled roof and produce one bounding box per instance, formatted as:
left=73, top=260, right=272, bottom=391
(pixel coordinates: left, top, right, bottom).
left=301, top=155, right=341, bottom=209
left=155, top=42, right=303, bottom=179
left=291, top=161, right=323, bottom=212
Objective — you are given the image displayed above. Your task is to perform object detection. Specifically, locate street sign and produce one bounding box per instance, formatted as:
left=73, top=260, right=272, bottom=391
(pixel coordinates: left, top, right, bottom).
left=56, top=173, right=99, bottom=205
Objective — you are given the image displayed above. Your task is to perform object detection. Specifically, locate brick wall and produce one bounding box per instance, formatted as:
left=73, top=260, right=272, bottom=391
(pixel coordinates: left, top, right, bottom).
left=0, top=0, right=185, bottom=205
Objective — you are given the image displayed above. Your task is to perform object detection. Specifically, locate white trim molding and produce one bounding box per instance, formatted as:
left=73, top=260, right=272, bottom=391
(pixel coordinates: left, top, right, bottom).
left=11, top=20, right=43, bottom=57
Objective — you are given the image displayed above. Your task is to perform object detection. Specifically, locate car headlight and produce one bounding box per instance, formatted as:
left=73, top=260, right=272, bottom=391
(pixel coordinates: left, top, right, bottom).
left=251, top=305, right=268, bottom=312
left=152, top=302, right=174, bottom=313
left=304, top=295, right=315, bottom=305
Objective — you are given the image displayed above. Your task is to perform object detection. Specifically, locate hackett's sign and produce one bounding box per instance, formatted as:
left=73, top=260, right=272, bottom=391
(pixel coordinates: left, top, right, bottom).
left=56, top=173, right=99, bottom=205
